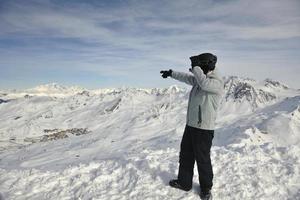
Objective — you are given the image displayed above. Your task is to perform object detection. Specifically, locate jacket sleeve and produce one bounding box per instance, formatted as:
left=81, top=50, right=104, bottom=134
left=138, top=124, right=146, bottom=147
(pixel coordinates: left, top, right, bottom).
left=170, top=70, right=196, bottom=86
left=191, top=67, right=223, bottom=94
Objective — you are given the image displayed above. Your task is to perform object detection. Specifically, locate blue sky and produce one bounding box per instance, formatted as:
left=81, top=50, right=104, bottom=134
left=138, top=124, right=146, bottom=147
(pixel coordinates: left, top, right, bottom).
left=0, top=0, right=300, bottom=89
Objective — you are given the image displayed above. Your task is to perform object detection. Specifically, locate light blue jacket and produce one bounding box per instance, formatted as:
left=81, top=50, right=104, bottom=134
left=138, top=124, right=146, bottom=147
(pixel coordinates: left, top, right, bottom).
left=171, top=67, right=224, bottom=130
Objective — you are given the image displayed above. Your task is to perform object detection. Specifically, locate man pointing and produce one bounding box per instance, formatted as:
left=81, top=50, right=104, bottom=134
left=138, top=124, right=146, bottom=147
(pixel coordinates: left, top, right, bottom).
left=160, top=53, right=224, bottom=200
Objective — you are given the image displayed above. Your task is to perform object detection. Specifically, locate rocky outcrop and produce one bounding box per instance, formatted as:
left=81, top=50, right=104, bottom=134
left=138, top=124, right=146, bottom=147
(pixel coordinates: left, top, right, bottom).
left=24, top=128, right=90, bottom=143
left=224, top=76, right=277, bottom=108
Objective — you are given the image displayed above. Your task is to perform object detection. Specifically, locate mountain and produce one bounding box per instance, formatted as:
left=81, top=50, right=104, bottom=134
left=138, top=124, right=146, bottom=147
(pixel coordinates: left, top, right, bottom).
left=263, top=78, right=289, bottom=90
left=24, top=83, right=86, bottom=96
left=0, top=76, right=299, bottom=200
left=223, top=76, right=289, bottom=107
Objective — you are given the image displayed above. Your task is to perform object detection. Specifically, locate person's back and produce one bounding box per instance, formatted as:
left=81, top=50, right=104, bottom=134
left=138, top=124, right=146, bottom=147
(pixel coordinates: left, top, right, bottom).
left=160, top=53, right=224, bottom=200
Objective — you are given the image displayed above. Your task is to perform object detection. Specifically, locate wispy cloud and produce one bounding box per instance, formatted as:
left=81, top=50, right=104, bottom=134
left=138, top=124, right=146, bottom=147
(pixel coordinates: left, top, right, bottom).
left=0, top=0, right=299, bottom=89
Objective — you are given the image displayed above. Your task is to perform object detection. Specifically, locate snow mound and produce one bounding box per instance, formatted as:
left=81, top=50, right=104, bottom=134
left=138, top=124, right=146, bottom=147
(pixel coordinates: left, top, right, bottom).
left=0, top=146, right=299, bottom=200
left=215, top=95, right=300, bottom=147
left=256, top=96, right=300, bottom=146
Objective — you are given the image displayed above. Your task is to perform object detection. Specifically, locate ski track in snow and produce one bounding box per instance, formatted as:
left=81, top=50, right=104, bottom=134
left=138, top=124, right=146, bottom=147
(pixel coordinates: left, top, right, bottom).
left=0, top=81, right=300, bottom=200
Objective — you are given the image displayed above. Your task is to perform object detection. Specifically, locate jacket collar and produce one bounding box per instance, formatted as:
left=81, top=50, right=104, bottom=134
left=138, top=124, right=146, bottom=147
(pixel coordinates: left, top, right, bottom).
left=207, top=69, right=222, bottom=81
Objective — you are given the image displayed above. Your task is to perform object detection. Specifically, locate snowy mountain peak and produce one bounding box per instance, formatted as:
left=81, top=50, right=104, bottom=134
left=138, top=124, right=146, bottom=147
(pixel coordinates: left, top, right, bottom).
left=162, top=85, right=183, bottom=94
left=25, top=83, right=85, bottom=95
left=30, top=83, right=66, bottom=92
left=224, top=76, right=277, bottom=108
left=264, top=78, right=289, bottom=89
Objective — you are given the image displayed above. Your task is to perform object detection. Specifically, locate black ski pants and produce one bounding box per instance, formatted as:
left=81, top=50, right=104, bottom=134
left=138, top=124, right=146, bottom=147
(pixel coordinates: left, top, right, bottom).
left=177, top=125, right=214, bottom=190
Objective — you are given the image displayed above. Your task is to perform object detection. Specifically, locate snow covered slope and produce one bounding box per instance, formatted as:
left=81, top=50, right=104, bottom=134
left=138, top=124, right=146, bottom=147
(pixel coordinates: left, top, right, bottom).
left=0, top=77, right=299, bottom=200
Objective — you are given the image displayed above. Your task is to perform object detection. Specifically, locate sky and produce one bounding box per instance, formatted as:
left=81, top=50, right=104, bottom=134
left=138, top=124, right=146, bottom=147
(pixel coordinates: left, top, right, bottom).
left=0, top=0, right=300, bottom=90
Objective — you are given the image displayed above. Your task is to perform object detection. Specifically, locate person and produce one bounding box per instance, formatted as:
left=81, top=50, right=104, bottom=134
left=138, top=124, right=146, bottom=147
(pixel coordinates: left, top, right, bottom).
left=160, top=53, right=224, bottom=200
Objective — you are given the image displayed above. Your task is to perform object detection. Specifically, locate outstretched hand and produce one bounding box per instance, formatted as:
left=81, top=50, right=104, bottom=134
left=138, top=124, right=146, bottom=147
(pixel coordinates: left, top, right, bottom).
left=160, top=69, right=173, bottom=78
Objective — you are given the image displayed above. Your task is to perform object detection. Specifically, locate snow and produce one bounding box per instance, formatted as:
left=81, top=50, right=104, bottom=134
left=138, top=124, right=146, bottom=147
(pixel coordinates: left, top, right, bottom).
left=0, top=77, right=300, bottom=200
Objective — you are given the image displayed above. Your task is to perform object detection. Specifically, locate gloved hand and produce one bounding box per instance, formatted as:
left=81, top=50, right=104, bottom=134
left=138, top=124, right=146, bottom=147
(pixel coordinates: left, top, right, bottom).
left=160, top=69, right=173, bottom=78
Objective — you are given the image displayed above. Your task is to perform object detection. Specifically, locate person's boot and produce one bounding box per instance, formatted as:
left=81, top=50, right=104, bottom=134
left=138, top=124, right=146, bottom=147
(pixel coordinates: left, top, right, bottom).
left=199, top=188, right=212, bottom=200
left=169, top=179, right=192, bottom=192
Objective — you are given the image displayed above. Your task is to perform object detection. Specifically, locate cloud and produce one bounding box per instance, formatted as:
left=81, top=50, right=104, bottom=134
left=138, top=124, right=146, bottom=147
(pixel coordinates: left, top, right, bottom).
left=0, top=0, right=299, bottom=89
left=2, top=0, right=299, bottom=40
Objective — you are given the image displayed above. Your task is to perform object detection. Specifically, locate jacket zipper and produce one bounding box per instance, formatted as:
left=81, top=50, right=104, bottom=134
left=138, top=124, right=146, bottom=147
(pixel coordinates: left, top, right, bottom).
left=187, top=87, right=194, bottom=123
left=198, top=105, right=202, bottom=125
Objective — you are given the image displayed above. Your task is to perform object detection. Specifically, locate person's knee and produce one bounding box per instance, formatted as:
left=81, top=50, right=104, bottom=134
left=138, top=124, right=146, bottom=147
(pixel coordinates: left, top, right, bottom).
left=195, top=156, right=211, bottom=165
left=179, top=151, right=194, bottom=167
left=179, top=150, right=194, bottom=160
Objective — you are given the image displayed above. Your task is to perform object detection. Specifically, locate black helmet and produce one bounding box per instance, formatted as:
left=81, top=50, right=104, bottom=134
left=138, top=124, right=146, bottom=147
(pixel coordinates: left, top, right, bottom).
left=190, top=53, right=217, bottom=74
